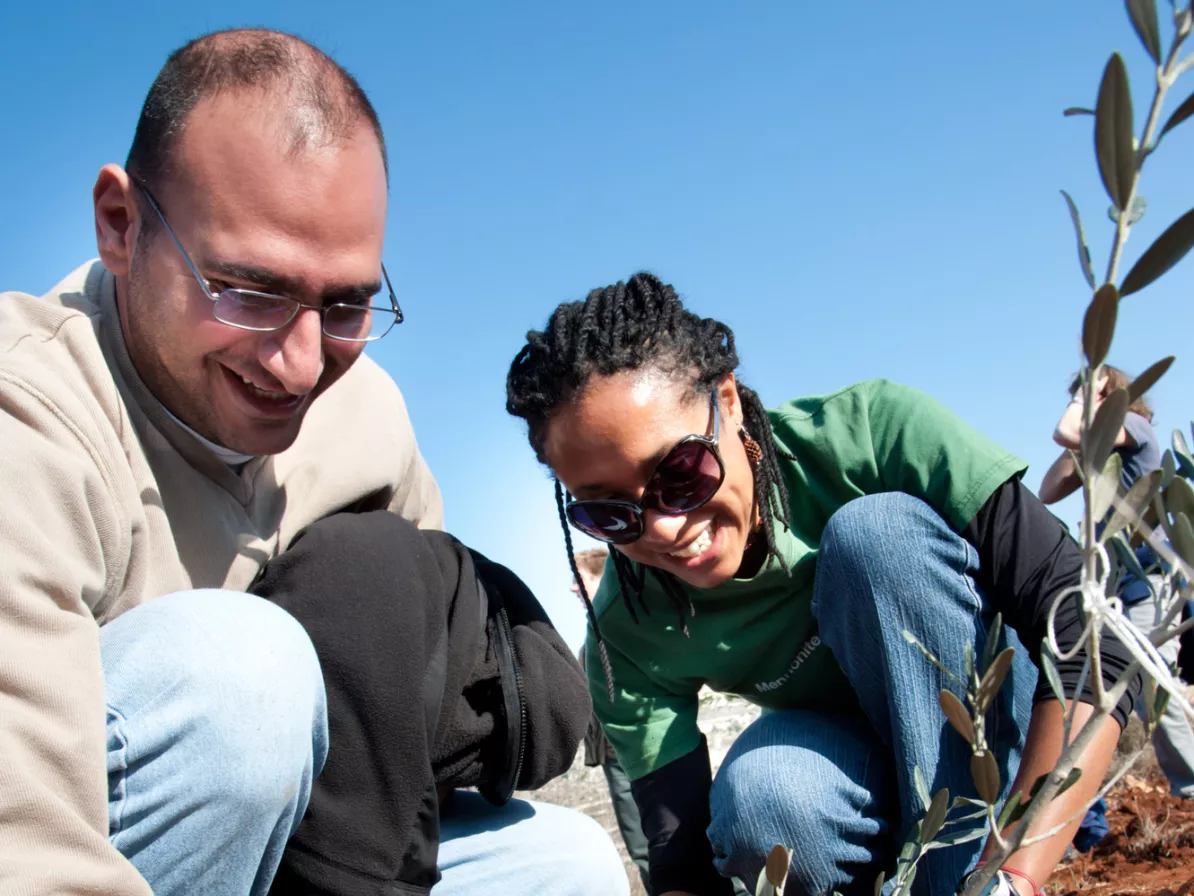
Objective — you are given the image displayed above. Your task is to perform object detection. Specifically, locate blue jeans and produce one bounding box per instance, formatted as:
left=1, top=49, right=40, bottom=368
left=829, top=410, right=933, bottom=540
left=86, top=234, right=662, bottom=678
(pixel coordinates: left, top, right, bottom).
left=102, top=590, right=627, bottom=895
left=707, top=494, right=1037, bottom=896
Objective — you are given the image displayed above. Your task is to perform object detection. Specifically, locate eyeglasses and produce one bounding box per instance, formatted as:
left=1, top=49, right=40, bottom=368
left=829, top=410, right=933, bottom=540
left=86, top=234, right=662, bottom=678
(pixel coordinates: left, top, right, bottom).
left=131, top=177, right=403, bottom=342
left=565, top=387, right=725, bottom=544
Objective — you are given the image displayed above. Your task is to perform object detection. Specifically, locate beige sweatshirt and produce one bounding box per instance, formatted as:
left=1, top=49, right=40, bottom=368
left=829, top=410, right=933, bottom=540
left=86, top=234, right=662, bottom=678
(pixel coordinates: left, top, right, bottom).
left=0, top=261, right=443, bottom=895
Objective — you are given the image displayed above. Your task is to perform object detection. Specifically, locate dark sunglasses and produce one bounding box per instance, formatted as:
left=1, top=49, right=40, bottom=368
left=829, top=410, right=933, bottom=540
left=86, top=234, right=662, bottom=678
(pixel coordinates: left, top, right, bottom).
left=565, top=387, right=725, bottom=544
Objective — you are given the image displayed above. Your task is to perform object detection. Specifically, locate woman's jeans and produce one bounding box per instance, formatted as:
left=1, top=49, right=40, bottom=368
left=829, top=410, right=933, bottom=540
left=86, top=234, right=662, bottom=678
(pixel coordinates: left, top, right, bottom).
left=707, top=494, right=1037, bottom=896
left=101, top=589, right=627, bottom=895
left=1123, top=592, right=1194, bottom=798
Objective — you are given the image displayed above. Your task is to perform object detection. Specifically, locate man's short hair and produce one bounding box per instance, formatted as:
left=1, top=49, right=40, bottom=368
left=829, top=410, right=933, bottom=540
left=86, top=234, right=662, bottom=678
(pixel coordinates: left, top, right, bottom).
left=126, top=28, right=387, bottom=191
left=574, top=547, right=608, bottom=579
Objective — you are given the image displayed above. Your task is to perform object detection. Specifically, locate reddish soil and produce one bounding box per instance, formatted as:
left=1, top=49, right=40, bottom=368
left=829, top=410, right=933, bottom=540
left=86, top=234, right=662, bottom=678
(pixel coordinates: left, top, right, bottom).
left=1051, top=767, right=1194, bottom=896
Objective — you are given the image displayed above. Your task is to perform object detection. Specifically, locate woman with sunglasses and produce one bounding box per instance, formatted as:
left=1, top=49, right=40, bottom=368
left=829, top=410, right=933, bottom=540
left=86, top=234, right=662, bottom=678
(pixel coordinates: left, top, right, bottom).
left=505, top=273, right=1141, bottom=896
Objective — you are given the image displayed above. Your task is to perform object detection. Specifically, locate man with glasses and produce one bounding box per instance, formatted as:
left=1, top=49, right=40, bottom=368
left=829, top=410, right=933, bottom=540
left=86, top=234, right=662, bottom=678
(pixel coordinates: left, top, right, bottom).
left=0, top=28, right=621, bottom=896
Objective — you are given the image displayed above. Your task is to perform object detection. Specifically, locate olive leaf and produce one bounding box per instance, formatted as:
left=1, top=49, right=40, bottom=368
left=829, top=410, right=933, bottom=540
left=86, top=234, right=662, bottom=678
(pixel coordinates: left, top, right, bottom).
left=1091, top=452, right=1124, bottom=520
left=971, top=751, right=1002, bottom=805
left=1101, top=467, right=1163, bottom=542
left=1120, top=208, right=1194, bottom=295
left=1040, top=647, right=1068, bottom=705
left=1127, top=356, right=1174, bottom=405
left=1172, top=511, right=1194, bottom=567
left=921, top=788, right=950, bottom=842
left=1166, top=477, right=1194, bottom=522
left=926, top=826, right=989, bottom=848
left=1081, top=284, right=1119, bottom=367
left=997, top=791, right=1024, bottom=829
left=1127, top=0, right=1163, bottom=65
left=914, top=766, right=933, bottom=811
left=1110, top=533, right=1154, bottom=591
left=1161, top=449, right=1177, bottom=489
left=1087, top=389, right=1130, bottom=473
left=1157, top=90, right=1194, bottom=142
left=1175, top=430, right=1194, bottom=479
left=940, top=689, right=977, bottom=744
left=975, top=647, right=1016, bottom=714
left=981, top=613, right=1004, bottom=678
left=764, top=844, right=791, bottom=892
left=1056, top=767, right=1084, bottom=798
left=1061, top=190, right=1098, bottom=288
left=1094, top=53, right=1136, bottom=210
left=999, top=768, right=1083, bottom=829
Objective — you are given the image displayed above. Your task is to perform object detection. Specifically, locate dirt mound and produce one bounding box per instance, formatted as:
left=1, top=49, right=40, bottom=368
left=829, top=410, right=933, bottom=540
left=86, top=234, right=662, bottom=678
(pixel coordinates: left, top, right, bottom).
left=1052, top=767, right=1194, bottom=896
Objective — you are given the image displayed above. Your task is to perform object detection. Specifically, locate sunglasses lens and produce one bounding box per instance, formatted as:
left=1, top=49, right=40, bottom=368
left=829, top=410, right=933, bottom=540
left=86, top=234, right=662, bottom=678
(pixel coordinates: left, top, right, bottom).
left=650, top=441, right=724, bottom=513
left=569, top=503, right=642, bottom=543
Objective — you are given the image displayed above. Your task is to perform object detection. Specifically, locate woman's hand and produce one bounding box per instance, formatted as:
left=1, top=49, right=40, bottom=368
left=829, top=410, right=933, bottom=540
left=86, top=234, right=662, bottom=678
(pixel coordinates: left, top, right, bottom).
left=1052, top=396, right=1088, bottom=449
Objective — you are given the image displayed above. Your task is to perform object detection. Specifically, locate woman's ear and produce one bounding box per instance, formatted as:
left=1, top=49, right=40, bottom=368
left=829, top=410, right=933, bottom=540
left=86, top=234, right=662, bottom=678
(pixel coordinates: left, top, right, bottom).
left=718, top=372, right=744, bottom=428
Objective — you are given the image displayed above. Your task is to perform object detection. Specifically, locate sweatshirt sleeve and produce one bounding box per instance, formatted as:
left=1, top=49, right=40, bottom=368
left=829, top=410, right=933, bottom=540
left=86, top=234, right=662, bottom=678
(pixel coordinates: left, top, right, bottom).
left=0, top=376, right=152, bottom=895
left=631, top=736, right=734, bottom=895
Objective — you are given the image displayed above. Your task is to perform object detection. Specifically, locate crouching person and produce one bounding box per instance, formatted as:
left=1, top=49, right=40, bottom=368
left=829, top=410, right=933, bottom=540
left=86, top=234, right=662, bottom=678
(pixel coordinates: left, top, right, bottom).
left=251, top=510, right=628, bottom=895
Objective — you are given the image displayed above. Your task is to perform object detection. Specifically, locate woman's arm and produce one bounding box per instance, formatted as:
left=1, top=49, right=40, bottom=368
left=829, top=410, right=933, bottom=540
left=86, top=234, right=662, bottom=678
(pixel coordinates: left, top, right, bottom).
left=632, top=738, right=735, bottom=896
left=1038, top=450, right=1080, bottom=505
left=1052, top=398, right=1086, bottom=450
left=978, top=701, right=1121, bottom=895
left=962, top=479, right=1142, bottom=892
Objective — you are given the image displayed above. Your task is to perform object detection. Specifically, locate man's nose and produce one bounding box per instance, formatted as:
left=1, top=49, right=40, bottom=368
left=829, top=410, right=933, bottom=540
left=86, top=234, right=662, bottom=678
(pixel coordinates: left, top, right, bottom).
left=258, top=308, right=325, bottom=394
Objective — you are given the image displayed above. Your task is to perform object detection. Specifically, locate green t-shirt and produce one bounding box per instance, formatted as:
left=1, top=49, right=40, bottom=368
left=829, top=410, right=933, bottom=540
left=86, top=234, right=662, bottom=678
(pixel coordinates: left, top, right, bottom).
left=585, top=379, right=1027, bottom=781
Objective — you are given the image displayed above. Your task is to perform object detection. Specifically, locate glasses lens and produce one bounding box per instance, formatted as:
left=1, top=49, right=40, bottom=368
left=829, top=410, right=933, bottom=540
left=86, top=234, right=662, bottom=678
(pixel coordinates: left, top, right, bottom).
left=214, top=289, right=297, bottom=331
left=568, top=502, right=642, bottom=544
left=648, top=440, right=723, bottom=513
left=325, top=304, right=395, bottom=342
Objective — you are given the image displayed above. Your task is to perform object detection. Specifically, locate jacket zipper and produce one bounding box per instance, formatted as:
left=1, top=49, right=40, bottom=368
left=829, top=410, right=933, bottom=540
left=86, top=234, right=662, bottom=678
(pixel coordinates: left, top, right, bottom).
left=496, top=606, right=528, bottom=802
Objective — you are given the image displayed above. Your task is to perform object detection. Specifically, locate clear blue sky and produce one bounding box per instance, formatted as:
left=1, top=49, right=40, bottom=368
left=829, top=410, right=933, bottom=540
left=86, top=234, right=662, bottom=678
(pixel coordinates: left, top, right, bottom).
left=3, top=1, right=1191, bottom=649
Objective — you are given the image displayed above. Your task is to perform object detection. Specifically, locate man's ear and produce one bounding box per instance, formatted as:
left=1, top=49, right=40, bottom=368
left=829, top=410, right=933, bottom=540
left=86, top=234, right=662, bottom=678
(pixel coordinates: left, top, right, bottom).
left=94, top=164, right=140, bottom=276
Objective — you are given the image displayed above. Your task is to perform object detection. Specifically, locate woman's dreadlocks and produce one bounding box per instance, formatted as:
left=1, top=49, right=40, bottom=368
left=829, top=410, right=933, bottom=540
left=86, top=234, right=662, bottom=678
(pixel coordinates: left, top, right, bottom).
left=506, top=272, right=793, bottom=698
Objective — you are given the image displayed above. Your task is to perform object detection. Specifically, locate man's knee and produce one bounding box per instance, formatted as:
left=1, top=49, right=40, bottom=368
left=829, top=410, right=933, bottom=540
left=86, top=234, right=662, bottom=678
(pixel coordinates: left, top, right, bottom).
left=439, top=795, right=629, bottom=895
left=102, top=589, right=327, bottom=808
left=524, top=802, right=628, bottom=892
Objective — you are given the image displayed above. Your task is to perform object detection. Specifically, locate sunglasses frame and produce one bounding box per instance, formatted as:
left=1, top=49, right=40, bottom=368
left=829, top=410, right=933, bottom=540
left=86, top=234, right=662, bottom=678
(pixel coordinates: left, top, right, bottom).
left=565, top=386, right=725, bottom=545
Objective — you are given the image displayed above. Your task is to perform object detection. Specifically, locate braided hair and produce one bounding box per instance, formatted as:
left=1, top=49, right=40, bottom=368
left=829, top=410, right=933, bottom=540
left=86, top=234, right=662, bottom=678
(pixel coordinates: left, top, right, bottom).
left=505, top=273, right=793, bottom=697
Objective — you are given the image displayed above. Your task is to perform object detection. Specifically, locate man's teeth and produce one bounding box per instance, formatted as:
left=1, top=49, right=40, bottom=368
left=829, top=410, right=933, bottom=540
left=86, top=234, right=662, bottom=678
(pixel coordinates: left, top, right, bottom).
left=671, top=527, right=713, bottom=559
left=240, top=375, right=289, bottom=399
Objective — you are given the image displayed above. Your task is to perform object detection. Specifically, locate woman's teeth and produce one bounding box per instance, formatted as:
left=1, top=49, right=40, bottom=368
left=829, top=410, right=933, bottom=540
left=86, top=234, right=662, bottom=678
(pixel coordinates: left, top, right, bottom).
left=671, top=527, right=712, bottom=559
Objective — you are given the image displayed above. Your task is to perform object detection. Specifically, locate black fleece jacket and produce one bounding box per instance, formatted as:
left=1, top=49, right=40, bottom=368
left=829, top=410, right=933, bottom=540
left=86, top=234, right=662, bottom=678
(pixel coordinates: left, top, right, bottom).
left=251, top=510, right=590, bottom=895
